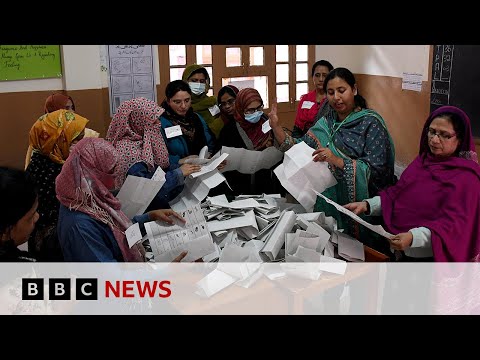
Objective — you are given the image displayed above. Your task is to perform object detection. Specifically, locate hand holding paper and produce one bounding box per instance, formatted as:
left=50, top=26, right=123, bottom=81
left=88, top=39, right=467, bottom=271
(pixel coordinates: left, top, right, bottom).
left=312, top=190, right=394, bottom=239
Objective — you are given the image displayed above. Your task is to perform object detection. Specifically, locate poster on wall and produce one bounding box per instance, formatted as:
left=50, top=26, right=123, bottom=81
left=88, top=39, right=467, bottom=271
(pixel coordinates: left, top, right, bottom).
left=107, top=45, right=157, bottom=116
left=0, top=45, right=62, bottom=81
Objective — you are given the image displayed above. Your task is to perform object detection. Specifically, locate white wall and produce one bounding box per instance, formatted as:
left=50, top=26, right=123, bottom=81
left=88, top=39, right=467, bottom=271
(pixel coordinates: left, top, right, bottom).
left=316, top=45, right=430, bottom=81
left=0, top=45, right=162, bottom=93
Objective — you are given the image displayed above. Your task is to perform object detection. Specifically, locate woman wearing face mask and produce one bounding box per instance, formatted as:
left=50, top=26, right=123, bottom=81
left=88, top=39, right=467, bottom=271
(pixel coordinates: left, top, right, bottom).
left=56, top=138, right=189, bottom=262
left=0, top=167, right=39, bottom=262
left=25, top=93, right=100, bottom=170
left=182, top=64, right=224, bottom=138
left=25, top=109, right=88, bottom=261
left=216, top=87, right=283, bottom=195
left=159, top=80, right=216, bottom=164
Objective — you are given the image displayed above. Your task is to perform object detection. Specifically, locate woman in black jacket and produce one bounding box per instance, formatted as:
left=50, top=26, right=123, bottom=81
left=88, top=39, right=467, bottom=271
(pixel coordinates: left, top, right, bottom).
left=0, top=167, right=39, bottom=262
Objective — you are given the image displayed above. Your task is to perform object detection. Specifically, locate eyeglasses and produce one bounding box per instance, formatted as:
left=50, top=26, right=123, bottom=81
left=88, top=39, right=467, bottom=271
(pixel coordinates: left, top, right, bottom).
left=219, top=98, right=235, bottom=108
left=244, top=104, right=264, bottom=115
left=427, top=128, right=456, bottom=141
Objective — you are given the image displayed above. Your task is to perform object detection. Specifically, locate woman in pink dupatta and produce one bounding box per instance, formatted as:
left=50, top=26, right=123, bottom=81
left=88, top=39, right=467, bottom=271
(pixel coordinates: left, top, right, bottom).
left=346, top=105, right=480, bottom=262
left=55, top=138, right=186, bottom=262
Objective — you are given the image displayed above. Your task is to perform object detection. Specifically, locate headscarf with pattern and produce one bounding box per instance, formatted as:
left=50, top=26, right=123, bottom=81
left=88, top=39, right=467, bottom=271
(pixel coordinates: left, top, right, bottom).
left=106, top=97, right=170, bottom=189
left=29, top=109, right=89, bottom=165
left=234, top=88, right=273, bottom=150
left=55, top=137, right=144, bottom=262
left=44, top=93, right=75, bottom=113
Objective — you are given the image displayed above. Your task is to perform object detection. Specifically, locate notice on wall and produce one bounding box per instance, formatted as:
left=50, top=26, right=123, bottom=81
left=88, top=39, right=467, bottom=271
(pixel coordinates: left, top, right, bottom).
left=0, top=45, right=62, bottom=81
left=402, top=72, right=423, bottom=92
left=107, top=45, right=157, bottom=116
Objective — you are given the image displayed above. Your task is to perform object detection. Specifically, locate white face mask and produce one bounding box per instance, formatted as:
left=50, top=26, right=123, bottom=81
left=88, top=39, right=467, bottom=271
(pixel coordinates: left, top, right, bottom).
left=189, top=82, right=206, bottom=95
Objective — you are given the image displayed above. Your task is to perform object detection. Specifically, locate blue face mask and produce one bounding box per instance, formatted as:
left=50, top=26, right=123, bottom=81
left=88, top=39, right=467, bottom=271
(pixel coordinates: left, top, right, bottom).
left=244, top=111, right=263, bottom=124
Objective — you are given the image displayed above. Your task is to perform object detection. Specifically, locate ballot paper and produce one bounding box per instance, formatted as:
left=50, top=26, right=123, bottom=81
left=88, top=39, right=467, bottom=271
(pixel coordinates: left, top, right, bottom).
left=144, top=204, right=215, bottom=262
left=207, top=209, right=259, bottom=238
left=220, top=146, right=283, bottom=174
left=286, top=229, right=323, bottom=256
left=195, top=269, right=238, bottom=298
left=313, top=190, right=394, bottom=239
left=260, top=210, right=297, bottom=261
left=169, top=171, right=227, bottom=212
left=116, top=168, right=166, bottom=219
left=337, top=231, right=365, bottom=262
left=189, top=152, right=229, bottom=179
left=274, top=142, right=337, bottom=212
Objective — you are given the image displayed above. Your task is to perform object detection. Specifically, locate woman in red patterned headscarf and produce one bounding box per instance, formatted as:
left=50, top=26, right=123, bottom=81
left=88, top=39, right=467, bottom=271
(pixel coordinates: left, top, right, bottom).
left=106, top=97, right=200, bottom=210
left=56, top=137, right=187, bottom=262
left=233, top=88, right=273, bottom=150
left=212, top=87, right=284, bottom=196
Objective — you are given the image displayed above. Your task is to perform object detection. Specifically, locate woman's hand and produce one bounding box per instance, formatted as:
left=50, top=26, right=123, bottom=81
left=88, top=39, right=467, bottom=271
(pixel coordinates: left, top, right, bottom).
left=217, top=160, right=227, bottom=171
left=389, top=232, right=413, bottom=251
left=268, top=102, right=287, bottom=144
left=148, top=209, right=186, bottom=225
left=344, top=201, right=369, bottom=215
left=172, top=251, right=188, bottom=262
left=312, top=147, right=344, bottom=169
left=180, top=164, right=201, bottom=176
left=179, top=155, right=199, bottom=165
left=268, top=102, right=280, bottom=129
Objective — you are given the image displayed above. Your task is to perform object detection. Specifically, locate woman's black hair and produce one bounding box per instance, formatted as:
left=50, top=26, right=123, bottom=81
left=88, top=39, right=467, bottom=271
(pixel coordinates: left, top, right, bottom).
left=0, top=167, right=37, bottom=235
left=311, top=60, right=334, bottom=77
left=165, top=80, right=192, bottom=100
left=217, top=85, right=238, bottom=104
left=323, top=67, right=368, bottom=108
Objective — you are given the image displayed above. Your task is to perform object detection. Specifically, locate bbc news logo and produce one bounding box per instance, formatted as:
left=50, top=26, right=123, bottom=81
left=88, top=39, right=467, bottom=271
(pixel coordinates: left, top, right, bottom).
left=22, top=279, right=172, bottom=300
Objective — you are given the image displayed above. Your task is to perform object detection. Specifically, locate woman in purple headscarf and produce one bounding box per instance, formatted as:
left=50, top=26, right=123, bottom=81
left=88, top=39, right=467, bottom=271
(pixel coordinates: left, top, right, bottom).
left=345, top=106, right=480, bottom=261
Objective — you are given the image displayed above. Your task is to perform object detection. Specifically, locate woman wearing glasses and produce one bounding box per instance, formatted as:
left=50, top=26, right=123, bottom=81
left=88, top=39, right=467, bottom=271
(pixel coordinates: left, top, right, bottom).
left=270, top=67, right=396, bottom=254
left=213, top=87, right=283, bottom=196
left=345, top=106, right=480, bottom=261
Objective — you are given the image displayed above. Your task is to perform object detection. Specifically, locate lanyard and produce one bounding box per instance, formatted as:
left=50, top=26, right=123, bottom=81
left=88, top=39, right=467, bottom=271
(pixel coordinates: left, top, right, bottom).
left=326, top=112, right=353, bottom=147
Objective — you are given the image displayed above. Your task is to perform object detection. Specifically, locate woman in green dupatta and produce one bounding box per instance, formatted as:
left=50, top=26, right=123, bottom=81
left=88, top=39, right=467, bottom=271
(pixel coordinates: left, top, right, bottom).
left=270, top=67, right=396, bottom=253
left=182, top=64, right=224, bottom=138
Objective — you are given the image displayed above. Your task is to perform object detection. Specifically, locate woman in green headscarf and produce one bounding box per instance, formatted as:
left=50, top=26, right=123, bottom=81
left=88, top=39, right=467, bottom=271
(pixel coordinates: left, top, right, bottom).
left=182, top=64, right=224, bottom=138
left=270, top=67, right=396, bottom=254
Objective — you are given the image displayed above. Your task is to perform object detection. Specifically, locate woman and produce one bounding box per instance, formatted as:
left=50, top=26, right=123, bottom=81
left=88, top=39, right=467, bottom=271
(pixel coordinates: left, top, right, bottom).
left=345, top=106, right=480, bottom=262
left=56, top=138, right=188, bottom=262
left=217, top=84, right=239, bottom=126
left=106, top=97, right=200, bottom=209
left=182, top=64, right=224, bottom=138
left=160, top=80, right=215, bottom=164
left=0, top=167, right=39, bottom=262
left=270, top=67, right=396, bottom=251
left=216, top=87, right=282, bottom=195
left=25, top=93, right=99, bottom=169
left=292, top=60, right=334, bottom=138
left=25, top=109, right=88, bottom=261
